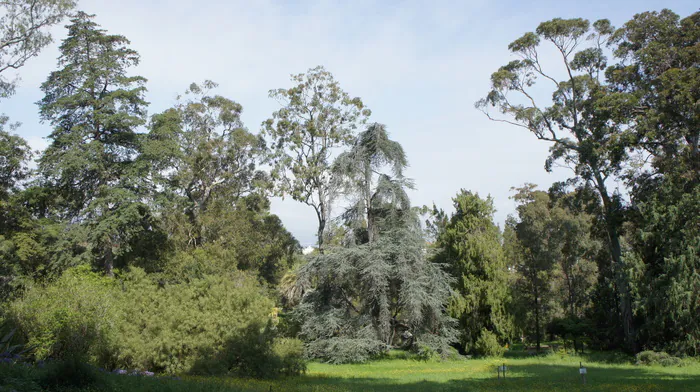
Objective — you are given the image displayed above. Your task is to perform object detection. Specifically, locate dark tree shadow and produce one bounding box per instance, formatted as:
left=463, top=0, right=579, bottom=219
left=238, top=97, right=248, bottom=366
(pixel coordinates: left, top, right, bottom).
left=278, top=363, right=700, bottom=392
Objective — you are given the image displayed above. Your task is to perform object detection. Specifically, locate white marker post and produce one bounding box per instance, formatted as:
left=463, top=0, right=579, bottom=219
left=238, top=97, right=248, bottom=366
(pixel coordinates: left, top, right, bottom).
left=497, top=364, right=507, bottom=380
left=579, top=362, right=587, bottom=385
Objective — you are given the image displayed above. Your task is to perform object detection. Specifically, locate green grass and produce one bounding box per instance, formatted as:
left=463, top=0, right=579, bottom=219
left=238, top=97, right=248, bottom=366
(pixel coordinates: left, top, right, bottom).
left=3, top=352, right=699, bottom=392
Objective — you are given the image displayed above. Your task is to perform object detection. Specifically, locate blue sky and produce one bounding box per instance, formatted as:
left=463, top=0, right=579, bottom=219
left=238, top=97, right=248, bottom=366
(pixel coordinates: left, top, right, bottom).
left=2, top=0, right=696, bottom=246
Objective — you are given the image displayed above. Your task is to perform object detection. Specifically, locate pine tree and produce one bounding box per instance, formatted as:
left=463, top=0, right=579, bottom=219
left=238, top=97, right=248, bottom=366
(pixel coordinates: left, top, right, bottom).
left=37, top=12, right=150, bottom=276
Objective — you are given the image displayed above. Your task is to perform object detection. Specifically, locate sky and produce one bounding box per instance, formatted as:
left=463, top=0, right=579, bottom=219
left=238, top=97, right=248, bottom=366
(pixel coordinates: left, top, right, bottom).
left=2, top=0, right=696, bottom=246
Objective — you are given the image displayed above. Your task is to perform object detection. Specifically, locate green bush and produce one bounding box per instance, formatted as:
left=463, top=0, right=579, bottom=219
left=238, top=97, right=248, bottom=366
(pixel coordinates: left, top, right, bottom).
left=38, top=358, right=99, bottom=391
left=191, top=323, right=306, bottom=378
left=8, top=266, right=280, bottom=375
left=7, top=265, right=116, bottom=362
left=273, top=337, right=306, bottom=376
left=0, top=362, right=42, bottom=392
left=635, top=350, right=682, bottom=367
left=474, top=329, right=506, bottom=357
left=112, top=268, right=275, bottom=374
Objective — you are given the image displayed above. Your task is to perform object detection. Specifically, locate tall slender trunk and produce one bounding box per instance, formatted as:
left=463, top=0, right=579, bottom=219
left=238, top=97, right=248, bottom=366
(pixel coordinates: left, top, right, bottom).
left=594, top=173, right=636, bottom=352
left=104, top=240, right=114, bottom=278
left=316, top=201, right=326, bottom=254
left=534, top=283, right=541, bottom=352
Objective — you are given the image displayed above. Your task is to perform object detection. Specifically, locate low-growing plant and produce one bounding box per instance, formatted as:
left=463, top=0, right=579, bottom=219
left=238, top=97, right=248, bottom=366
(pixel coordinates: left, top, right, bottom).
left=474, top=329, right=506, bottom=357
left=38, top=357, right=99, bottom=391
left=191, top=323, right=306, bottom=378
left=635, top=350, right=682, bottom=367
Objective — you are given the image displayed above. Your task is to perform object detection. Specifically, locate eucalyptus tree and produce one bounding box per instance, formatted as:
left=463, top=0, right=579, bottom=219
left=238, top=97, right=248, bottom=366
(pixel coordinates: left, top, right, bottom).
left=144, top=81, right=268, bottom=248
left=332, top=122, right=411, bottom=244
left=0, top=0, right=75, bottom=99
left=37, top=12, right=150, bottom=276
left=263, top=66, right=371, bottom=252
left=477, top=18, right=638, bottom=351
left=432, top=190, right=512, bottom=353
left=608, top=10, right=700, bottom=355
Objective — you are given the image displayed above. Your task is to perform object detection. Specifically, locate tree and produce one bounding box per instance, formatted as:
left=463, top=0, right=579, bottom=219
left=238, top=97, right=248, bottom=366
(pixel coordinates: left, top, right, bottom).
left=144, top=81, right=268, bottom=248
left=477, top=18, right=639, bottom=351
left=333, top=122, right=411, bottom=244
left=0, top=0, right=75, bottom=99
left=263, top=66, right=370, bottom=252
left=608, top=10, right=700, bottom=355
left=432, top=190, right=512, bottom=353
left=37, top=12, right=150, bottom=277
left=507, top=185, right=559, bottom=351
left=294, top=222, right=457, bottom=363
left=293, top=129, right=455, bottom=362
left=0, top=124, right=31, bottom=198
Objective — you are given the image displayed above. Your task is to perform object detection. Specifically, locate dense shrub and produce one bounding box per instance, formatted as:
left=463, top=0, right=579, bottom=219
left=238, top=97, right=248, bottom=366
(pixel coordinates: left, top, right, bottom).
left=112, top=268, right=275, bottom=374
left=191, top=323, right=306, bottom=378
left=7, top=265, right=116, bottom=362
left=474, top=329, right=506, bottom=357
left=8, top=266, right=281, bottom=376
left=635, top=351, right=682, bottom=367
left=38, top=358, right=99, bottom=391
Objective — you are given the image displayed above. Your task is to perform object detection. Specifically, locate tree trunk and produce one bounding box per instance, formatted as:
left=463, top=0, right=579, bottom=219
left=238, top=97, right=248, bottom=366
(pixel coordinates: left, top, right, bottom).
left=104, top=240, right=114, bottom=278
left=534, top=284, right=541, bottom=352
left=594, top=173, right=636, bottom=352
left=317, top=216, right=326, bottom=254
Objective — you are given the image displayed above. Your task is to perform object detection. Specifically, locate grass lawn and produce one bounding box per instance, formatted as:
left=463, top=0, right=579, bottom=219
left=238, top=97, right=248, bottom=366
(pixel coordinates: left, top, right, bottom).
left=3, top=352, right=699, bottom=391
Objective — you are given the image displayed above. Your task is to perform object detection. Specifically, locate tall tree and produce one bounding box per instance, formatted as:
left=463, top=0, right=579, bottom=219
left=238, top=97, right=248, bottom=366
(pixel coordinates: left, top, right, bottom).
left=37, top=12, right=150, bottom=276
left=432, top=190, right=512, bottom=353
left=333, top=123, right=410, bottom=244
left=507, top=185, right=559, bottom=351
left=263, top=66, right=370, bottom=252
left=0, top=0, right=76, bottom=99
left=294, top=217, right=457, bottom=363
left=477, top=18, right=639, bottom=351
left=144, top=81, right=268, bottom=248
left=608, top=10, right=700, bottom=355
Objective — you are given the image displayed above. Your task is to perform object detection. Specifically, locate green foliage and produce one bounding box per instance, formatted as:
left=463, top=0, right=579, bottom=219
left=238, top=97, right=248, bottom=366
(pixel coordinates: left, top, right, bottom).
left=8, top=265, right=115, bottom=361
left=192, top=323, right=306, bottom=378
left=7, top=266, right=278, bottom=375
left=263, top=66, right=370, bottom=250
left=474, top=329, right=506, bottom=357
left=304, top=337, right=387, bottom=364
left=635, top=351, right=682, bottom=367
left=433, top=190, right=512, bottom=352
left=295, top=226, right=457, bottom=364
left=113, top=269, right=275, bottom=374
left=0, top=0, right=76, bottom=99
left=37, top=12, right=152, bottom=276
left=38, top=358, right=99, bottom=391
left=332, top=123, right=411, bottom=244
left=144, top=81, right=270, bottom=250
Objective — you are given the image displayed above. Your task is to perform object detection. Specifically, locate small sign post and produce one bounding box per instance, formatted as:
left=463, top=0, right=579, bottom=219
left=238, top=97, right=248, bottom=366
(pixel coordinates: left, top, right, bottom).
left=579, top=362, right=587, bottom=385
left=497, top=363, right=507, bottom=380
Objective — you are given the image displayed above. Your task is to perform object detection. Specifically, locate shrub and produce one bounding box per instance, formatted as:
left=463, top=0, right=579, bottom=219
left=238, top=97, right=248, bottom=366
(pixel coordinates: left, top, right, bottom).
left=38, top=358, right=99, bottom=391
left=7, top=265, right=116, bottom=362
left=474, top=329, right=506, bottom=357
left=0, top=362, right=42, bottom=392
left=191, top=323, right=306, bottom=378
left=8, top=266, right=280, bottom=375
left=273, top=338, right=306, bottom=376
left=635, top=350, right=682, bottom=367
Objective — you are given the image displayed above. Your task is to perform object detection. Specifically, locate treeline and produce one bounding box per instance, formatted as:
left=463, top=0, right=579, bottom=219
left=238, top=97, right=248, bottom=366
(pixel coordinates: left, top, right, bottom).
left=0, top=0, right=697, bottom=375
